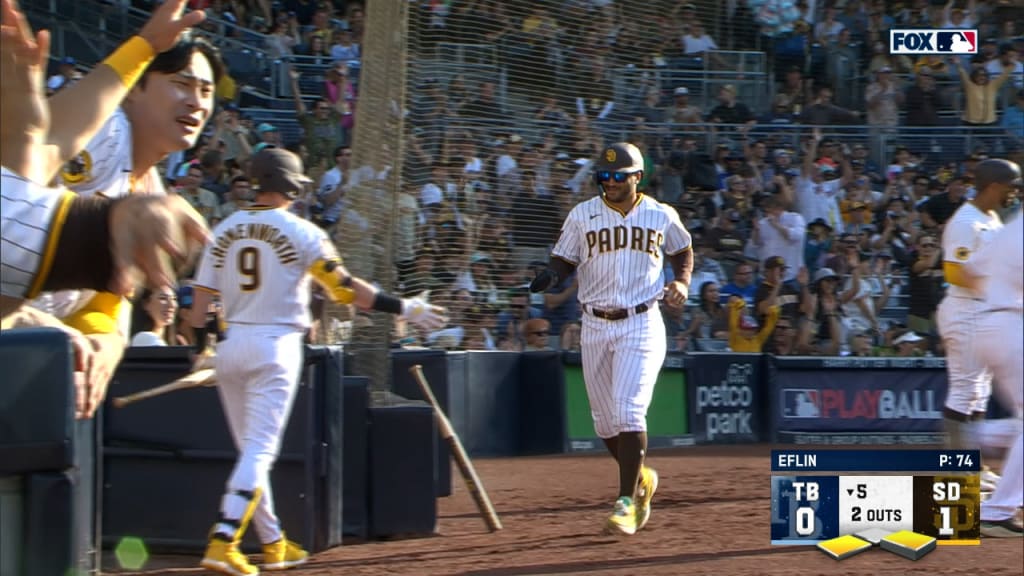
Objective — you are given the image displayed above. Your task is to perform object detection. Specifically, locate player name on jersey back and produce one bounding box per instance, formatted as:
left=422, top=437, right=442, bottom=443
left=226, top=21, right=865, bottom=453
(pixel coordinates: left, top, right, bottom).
left=195, top=207, right=339, bottom=329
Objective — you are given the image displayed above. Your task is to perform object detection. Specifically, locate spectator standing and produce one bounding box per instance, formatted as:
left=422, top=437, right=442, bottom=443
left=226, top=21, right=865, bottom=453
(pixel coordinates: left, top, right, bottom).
left=751, top=197, right=806, bottom=283
left=905, top=234, right=945, bottom=337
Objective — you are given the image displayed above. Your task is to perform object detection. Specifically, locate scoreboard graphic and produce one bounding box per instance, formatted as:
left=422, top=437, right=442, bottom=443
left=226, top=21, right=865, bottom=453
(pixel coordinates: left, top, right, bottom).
left=770, top=450, right=981, bottom=559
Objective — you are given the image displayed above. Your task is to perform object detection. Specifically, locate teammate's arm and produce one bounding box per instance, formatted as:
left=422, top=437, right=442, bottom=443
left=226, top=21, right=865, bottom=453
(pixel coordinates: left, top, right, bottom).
left=309, top=259, right=446, bottom=329
left=45, top=0, right=205, bottom=181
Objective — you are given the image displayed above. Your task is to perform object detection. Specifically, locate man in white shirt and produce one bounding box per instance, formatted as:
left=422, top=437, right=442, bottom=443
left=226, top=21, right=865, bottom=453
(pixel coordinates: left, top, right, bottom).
left=316, top=145, right=351, bottom=226
left=751, top=196, right=806, bottom=283
left=984, top=45, right=1024, bottom=89
left=794, top=135, right=850, bottom=233
left=962, top=180, right=1023, bottom=538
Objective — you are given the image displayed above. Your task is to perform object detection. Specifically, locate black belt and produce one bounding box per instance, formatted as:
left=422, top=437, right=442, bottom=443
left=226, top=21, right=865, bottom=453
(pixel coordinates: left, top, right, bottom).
left=588, top=303, right=649, bottom=321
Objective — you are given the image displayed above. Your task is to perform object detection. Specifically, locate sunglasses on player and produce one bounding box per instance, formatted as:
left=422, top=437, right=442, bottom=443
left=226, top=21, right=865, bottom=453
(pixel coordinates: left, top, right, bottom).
left=595, top=171, right=639, bottom=183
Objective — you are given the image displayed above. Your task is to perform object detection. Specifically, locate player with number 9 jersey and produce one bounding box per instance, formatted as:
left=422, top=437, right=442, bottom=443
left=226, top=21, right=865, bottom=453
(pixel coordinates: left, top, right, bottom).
left=194, top=206, right=336, bottom=330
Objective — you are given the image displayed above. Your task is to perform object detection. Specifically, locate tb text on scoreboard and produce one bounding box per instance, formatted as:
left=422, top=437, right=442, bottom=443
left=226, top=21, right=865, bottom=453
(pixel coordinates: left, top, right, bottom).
left=770, top=450, right=980, bottom=545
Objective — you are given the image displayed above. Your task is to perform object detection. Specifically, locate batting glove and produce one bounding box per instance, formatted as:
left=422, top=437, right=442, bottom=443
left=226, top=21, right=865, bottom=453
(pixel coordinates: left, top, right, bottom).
left=529, top=268, right=559, bottom=293
left=401, top=297, right=448, bottom=330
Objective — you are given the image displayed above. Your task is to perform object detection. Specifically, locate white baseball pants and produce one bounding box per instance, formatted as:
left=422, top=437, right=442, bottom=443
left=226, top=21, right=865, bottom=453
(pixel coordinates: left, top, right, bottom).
left=973, top=309, right=1023, bottom=522
left=215, top=324, right=305, bottom=543
left=581, top=303, right=666, bottom=439
left=937, top=297, right=993, bottom=415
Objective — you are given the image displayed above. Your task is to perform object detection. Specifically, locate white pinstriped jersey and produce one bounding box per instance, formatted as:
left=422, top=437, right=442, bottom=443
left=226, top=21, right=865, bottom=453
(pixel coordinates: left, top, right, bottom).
left=552, top=194, right=691, bottom=309
left=968, top=211, right=1023, bottom=312
left=942, top=202, right=1002, bottom=300
left=57, top=107, right=165, bottom=198
left=0, top=168, right=73, bottom=298
left=194, top=206, right=340, bottom=330
left=34, top=108, right=163, bottom=332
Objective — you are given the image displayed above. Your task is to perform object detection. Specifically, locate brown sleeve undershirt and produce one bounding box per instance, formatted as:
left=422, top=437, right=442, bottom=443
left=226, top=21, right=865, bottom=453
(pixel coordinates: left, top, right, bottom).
left=41, top=196, right=117, bottom=294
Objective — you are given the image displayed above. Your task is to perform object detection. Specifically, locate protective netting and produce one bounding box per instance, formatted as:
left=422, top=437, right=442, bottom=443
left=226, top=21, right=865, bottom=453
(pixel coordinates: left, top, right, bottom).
left=335, top=0, right=409, bottom=395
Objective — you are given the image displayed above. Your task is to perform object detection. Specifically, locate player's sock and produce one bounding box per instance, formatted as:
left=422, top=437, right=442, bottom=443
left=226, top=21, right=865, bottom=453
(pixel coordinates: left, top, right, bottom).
left=213, top=487, right=262, bottom=543
left=616, top=431, right=647, bottom=499
left=602, top=436, right=619, bottom=461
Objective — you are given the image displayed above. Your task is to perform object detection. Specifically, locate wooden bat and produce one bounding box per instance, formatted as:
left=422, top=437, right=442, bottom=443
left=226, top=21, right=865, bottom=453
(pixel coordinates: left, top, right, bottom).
left=409, top=364, right=503, bottom=532
left=111, top=368, right=216, bottom=408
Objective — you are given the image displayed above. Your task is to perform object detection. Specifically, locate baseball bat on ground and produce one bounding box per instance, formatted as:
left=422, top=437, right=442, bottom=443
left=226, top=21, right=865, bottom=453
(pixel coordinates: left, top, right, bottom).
left=111, top=368, right=216, bottom=408
left=409, top=364, right=503, bottom=532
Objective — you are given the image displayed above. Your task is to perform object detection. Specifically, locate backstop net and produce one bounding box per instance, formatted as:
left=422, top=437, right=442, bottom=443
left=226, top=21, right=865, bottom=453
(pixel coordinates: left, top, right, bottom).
left=342, top=0, right=780, bottom=394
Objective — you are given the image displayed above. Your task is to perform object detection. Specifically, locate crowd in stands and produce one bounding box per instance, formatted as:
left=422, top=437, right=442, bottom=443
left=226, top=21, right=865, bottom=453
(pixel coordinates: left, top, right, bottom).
left=46, top=0, right=1024, bottom=357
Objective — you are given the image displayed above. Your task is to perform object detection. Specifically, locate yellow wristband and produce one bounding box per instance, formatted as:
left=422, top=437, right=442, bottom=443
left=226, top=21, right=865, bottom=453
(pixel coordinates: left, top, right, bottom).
left=102, top=36, right=157, bottom=88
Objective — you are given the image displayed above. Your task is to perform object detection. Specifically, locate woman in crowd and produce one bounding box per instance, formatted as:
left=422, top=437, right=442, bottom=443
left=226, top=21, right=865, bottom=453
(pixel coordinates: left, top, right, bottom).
left=130, top=288, right=182, bottom=347
left=684, top=281, right=730, bottom=343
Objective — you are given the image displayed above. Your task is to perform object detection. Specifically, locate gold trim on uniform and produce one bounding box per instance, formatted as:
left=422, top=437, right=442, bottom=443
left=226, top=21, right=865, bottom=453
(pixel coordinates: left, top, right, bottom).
left=26, top=191, right=76, bottom=299
left=193, top=284, right=221, bottom=295
left=601, top=193, right=645, bottom=217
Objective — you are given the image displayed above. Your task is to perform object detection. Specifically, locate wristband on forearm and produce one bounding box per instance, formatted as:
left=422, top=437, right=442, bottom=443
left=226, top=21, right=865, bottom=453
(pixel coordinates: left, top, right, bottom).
left=41, top=196, right=117, bottom=294
left=103, top=36, right=156, bottom=88
left=371, top=291, right=404, bottom=315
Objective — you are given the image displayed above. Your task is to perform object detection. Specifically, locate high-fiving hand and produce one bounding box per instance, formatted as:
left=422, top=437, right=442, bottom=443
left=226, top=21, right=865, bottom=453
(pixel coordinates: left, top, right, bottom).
left=137, top=0, right=207, bottom=53
left=108, top=194, right=211, bottom=296
left=402, top=296, right=448, bottom=331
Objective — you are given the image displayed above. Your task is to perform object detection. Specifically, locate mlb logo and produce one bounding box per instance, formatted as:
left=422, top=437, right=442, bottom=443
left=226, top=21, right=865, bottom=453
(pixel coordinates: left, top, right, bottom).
left=890, top=29, right=977, bottom=55
left=781, top=389, right=820, bottom=418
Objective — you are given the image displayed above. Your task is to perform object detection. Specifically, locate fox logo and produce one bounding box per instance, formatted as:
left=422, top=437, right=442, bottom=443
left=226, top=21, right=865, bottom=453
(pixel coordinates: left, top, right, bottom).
left=890, top=29, right=977, bottom=55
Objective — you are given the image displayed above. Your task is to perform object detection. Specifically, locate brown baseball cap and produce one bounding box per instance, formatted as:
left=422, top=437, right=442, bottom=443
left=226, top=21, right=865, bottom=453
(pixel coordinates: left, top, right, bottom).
left=249, top=148, right=313, bottom=198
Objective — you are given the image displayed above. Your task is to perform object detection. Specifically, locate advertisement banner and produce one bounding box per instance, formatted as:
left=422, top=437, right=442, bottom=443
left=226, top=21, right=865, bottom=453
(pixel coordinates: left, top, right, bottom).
left=771, top=367, right=948, bottom=445
left=563, top=354, right=692, bottom=452
left=687, top=353, right=764, bottom=444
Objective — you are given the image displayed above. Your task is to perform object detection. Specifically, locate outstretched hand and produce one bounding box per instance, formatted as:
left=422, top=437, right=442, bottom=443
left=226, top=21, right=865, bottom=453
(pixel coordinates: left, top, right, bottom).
left=0, top=0, right=50, bottom=138
left=402, top=297, right=448, bottom=331
left=108, top=194, right=211, bottom=295
left=137, top=0, right=206, bottom=54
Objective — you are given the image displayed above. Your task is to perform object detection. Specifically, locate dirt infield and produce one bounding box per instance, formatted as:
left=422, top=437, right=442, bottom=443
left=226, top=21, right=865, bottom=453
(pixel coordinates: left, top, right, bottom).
left=113, top=445, right=1022, bottom=576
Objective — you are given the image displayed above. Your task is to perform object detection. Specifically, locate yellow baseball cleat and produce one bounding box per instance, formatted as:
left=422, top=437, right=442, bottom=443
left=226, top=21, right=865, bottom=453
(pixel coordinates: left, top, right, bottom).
left=605, top=496, right=638, bottom=535
left=635, top=466, right=659, bottom=531
left=200, top=538, right=259, bottom=576
left=262, top=536, right=309, bottom=570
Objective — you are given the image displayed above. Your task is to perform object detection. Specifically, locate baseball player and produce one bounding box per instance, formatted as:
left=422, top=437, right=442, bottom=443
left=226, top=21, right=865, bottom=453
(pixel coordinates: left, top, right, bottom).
left=937, top=159, right=1019, bottom=481
left=190, top=148, right=446, bottom=575
left=961, top=169, right=1023, bottom=538
left=530, top=142, right=693, bottom=536
left=27, top=5, right=223, bottom=343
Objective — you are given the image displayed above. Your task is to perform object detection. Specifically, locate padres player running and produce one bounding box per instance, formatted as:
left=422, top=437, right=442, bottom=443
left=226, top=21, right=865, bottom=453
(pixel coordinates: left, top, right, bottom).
left=531, top=142, right=693, bottom=535
left=190, top=149, right=446, bottom=575
left=962, top=169, right=1023, bottom=538
left=937, top=160, right=1018, bottom=466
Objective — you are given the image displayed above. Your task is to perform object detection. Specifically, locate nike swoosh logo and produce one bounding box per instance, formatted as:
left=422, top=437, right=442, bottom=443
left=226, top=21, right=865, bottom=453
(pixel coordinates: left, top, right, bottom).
left=589, top=214, right=599, bottom=220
